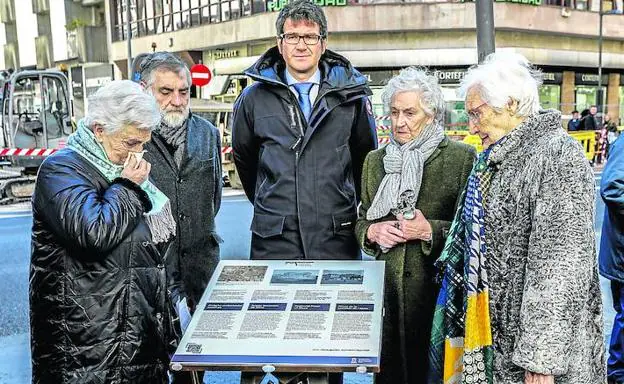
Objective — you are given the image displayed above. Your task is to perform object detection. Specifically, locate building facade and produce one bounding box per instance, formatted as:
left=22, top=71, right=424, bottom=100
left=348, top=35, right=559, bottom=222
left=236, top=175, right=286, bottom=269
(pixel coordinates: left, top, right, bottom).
left=106, top=0, right=624, bottom=127
left=0, top=0, right=113, bottom=118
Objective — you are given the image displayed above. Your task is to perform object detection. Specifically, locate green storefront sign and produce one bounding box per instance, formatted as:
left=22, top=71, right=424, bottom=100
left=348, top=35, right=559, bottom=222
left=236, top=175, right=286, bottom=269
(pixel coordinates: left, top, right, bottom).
left=267, top=0, right=347, bottom=12
left=495, top=0, right=542, bottom=5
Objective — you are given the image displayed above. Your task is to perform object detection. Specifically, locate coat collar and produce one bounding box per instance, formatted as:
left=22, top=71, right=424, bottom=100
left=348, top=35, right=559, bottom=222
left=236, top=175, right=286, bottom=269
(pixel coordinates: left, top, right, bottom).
left=487, top=109, right=562, bottom=166
left=149, top=113, right=201, bottom=172
left=244, top=47, right=368, bottom=92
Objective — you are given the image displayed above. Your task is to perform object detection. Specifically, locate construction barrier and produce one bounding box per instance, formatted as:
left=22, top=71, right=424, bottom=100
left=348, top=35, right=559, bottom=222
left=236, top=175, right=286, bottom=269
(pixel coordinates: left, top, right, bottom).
left=568, top=131, right=596, bottom=161
left=0, top=148, right=58, bottom=157
left=445, top=130, right=483, bottom=153
left=446, top=129, right=598, bottom=161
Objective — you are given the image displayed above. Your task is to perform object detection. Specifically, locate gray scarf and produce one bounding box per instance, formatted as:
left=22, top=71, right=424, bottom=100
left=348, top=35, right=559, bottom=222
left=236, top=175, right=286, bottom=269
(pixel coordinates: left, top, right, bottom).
left=158, top=120, right=188, bottom=166
left=366, top=121, right=445, bottom=221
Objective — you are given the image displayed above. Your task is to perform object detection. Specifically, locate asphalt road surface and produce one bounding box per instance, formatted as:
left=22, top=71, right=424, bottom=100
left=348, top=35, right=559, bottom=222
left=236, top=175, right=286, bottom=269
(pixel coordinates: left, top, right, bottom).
left=0, top=173, right=612, bottom=383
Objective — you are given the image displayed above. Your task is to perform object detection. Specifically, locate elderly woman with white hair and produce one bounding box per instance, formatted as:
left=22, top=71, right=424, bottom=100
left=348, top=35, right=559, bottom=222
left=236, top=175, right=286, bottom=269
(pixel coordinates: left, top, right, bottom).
left=29, top=80, right=177, bottom=383
left=355, top=67, right=475, bottom=384
left=429, top=52, right=606, bottom=384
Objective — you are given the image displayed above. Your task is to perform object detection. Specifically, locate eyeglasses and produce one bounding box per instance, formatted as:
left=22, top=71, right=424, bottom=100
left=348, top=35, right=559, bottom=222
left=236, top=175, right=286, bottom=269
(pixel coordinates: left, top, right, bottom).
left=466, top=102, right=488, bottom=124
left=280, top=33, right=324, bottom=46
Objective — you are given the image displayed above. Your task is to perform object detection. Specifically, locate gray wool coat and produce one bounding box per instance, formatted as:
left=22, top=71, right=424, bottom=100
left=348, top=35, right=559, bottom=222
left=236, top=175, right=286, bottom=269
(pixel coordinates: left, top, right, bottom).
left=144, top=113, right=222, bottom=307
left=355, top=137, right=476, bottom=384
left=482, top=110, right=606, bottom=383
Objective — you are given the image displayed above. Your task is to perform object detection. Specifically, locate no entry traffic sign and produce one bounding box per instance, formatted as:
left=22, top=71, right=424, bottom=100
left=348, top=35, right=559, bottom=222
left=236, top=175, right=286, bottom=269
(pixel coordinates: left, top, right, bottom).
left=190, top=64, right=212, bottom=87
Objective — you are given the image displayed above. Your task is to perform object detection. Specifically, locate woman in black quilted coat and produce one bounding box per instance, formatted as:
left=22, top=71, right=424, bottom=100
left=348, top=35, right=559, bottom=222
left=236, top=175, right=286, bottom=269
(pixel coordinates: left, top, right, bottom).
left=29, top=80, right=177, bottom=383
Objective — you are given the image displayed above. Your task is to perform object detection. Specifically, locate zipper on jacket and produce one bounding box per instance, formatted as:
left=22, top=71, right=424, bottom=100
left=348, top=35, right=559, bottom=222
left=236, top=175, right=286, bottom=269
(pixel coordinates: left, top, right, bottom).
left=287, top=104, right=307, bottom=258
left=288, top=104, right=305, bottom=137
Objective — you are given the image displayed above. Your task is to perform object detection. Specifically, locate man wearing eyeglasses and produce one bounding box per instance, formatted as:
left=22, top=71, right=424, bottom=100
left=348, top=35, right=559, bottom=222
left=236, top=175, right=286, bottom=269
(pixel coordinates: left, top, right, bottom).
left=233, top=0, right=376, bottom=382
left=233, top=0, right=376, bottom=261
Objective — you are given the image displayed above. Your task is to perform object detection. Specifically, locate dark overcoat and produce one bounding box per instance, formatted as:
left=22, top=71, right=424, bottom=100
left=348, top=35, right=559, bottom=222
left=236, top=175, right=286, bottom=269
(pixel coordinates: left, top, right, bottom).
left=144, top=113, right=222, bottom=306
left=30, top=148, right=173, bottom=383
left=354, top=138, right=475, bottom=384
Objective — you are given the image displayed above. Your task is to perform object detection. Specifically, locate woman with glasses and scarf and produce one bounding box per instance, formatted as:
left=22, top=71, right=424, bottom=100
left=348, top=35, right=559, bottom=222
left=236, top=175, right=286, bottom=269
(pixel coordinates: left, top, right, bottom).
left=30, top=80, right=177, bottom=383
left=428, top=52, right=605, bottom=384
left=355, top=67, right=476, bottom=384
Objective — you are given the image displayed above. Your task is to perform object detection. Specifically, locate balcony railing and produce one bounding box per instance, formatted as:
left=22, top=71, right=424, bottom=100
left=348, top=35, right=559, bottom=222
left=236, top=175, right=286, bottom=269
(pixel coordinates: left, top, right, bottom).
left=110, top=0, right=621, bottom=42
left=32, top=0, right=50, bottom=14
left=3, top=43, right=17, bottom=69
left=67, top=26, right=108, bottom=63
left=35, top=35, right=52, bottom=69
left=0, top=0, right=15, bottom=24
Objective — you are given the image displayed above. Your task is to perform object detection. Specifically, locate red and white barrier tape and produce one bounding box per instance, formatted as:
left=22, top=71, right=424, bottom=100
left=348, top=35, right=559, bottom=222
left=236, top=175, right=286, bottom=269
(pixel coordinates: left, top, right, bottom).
left=0, top=148, right=58, bottom=157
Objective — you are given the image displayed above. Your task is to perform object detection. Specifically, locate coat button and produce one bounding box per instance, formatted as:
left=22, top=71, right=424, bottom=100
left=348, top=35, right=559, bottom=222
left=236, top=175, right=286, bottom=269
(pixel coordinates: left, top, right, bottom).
left=404, top=271, right=412, bottom=278
left=179, top=213, right=186, bottom=220
left=177, top=177, right=183, bottom=183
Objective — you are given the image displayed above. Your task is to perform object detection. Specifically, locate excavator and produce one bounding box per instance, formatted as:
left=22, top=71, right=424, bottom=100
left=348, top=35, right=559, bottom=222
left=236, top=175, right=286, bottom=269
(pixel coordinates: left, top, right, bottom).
left=0, top=70, right=73, bottom=204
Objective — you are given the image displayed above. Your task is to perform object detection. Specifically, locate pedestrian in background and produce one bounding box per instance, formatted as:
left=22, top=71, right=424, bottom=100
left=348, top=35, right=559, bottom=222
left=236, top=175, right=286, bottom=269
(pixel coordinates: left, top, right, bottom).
left=232, top=0, right=377, bottom=382
left=567, top=110, right=580, bottom=131
left=429, top=52, right=605, bottom=384
left=588, top=105, right=601, bottom=131
left=355, top=67, right=475, bottom=384
left=600, top=127, right=624, bottom=384
left=30, top=80, right=176, bottom=383
left=578, top=108, right=590, bottom=130
left=136, top=51, right=223, bottom=384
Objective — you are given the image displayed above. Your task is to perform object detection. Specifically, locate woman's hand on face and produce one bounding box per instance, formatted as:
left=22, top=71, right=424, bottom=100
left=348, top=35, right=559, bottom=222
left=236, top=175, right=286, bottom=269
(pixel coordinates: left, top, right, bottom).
left=121, top=154, right=151, bottom=185
left=397, top=211, right=432, bottom=241
left=524, top=372, right=554, bottom=384
left=367, top=221, right=406, bottom=249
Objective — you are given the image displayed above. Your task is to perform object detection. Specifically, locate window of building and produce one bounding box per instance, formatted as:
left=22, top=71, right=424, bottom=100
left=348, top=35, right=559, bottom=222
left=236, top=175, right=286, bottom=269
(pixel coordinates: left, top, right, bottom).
left=110, top=0, right=265, bottom=42
left=539, top=84, right=561, bottom=110
left=575, top=85, right=606, bottom=112
left=441, top=86, right=468, bottom=132
left=369, top=87, right=389, bottom=142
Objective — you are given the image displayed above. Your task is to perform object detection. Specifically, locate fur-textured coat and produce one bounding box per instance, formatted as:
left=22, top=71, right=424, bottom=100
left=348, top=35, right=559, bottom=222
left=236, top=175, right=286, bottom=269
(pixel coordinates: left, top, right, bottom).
left=482, top=110, right=605, bottom=383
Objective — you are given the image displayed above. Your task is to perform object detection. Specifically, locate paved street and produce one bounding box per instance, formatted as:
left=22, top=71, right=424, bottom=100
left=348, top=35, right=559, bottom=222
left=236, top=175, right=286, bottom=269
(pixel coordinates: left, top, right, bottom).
left=0, top=175, right=612, bottom=383
left=0, top=193, right=371, bottom=384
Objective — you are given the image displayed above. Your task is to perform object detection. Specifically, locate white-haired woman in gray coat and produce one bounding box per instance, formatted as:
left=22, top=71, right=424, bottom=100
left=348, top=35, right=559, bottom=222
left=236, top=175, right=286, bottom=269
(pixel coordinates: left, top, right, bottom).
left=429, top=52, right=606, bottom=384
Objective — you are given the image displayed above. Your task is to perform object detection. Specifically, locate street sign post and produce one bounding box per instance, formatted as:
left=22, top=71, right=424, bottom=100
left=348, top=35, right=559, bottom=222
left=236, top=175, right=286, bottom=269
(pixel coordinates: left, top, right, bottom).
left=190, top=64, right=212, bottom=87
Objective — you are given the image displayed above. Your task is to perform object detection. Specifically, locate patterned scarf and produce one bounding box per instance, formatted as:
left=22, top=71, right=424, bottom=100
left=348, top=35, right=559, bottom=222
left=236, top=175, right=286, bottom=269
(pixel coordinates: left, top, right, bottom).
left=366, top=121, right=445, bottom=220
left=157, top=119, right=188, bottom=167
left=428, top=145, right=497, bottom=384
left=67, top=120, right=176, bottom=244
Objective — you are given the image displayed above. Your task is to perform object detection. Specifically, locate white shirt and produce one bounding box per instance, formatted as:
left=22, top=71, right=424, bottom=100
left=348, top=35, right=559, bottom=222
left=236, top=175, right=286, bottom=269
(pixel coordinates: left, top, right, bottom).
left=284, top=68, right=321, bottom=106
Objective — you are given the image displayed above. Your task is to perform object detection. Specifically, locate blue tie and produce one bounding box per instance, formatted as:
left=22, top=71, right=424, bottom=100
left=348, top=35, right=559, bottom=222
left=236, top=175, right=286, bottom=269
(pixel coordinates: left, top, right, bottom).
left=293, top=82, right=313, bottom=122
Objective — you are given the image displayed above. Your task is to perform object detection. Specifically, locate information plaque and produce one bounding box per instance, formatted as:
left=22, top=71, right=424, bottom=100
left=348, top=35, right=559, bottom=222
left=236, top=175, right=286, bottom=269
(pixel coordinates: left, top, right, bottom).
left=170, top=259, right=385, bottom=373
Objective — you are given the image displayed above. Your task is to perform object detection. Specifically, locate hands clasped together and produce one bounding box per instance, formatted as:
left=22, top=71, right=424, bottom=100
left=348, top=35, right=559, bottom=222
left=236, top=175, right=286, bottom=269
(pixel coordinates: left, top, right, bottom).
left=366, top=210, right=433, bottom=250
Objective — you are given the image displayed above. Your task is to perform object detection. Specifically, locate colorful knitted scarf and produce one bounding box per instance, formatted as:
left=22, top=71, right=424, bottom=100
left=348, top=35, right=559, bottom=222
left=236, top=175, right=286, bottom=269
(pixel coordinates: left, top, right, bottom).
left=428, top=146, right=496, bottom=384
left=67, top=120, right=176, bottom=244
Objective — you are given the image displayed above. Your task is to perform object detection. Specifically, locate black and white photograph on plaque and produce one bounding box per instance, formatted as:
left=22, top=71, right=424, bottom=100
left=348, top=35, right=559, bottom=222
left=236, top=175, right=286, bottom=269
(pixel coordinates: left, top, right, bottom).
left=270, top=270, right=320, bottom=284
left=321, top=270, right=365, bottom=285
left=217, top=266, right=268, bottom=283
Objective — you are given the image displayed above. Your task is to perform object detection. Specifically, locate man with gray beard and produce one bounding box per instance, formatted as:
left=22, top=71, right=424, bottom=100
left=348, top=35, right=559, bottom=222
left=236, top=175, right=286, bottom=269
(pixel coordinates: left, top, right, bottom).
left=136, top=52, right=222, bottom=383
